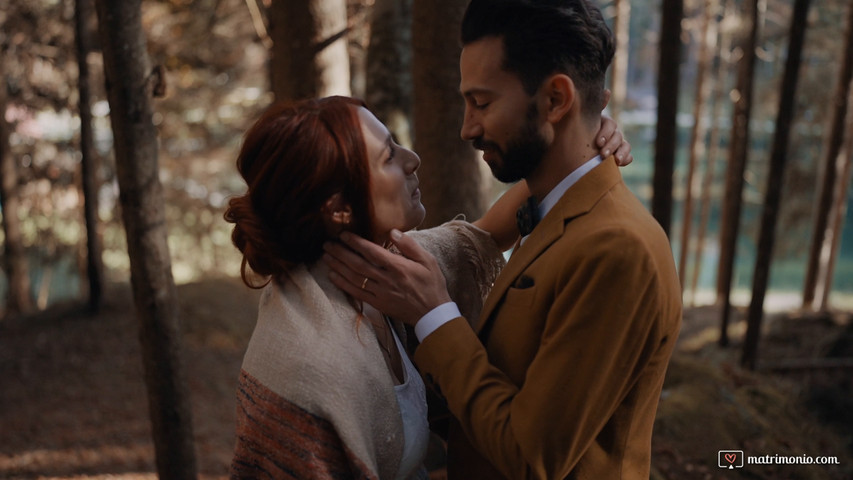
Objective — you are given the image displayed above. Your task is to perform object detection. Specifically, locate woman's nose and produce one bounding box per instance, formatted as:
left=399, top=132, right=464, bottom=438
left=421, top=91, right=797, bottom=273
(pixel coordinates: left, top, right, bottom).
left=405, top=148, right=421, bottom=174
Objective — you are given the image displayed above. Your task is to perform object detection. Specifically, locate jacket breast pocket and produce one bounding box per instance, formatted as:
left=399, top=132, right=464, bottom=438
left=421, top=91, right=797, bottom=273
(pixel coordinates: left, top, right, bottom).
left=502, top=281, right=537, bottom=309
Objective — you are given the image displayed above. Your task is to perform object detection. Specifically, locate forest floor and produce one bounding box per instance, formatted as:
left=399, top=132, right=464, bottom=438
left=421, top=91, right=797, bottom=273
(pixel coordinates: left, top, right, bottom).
left=1, top=277, right=852, bottom=480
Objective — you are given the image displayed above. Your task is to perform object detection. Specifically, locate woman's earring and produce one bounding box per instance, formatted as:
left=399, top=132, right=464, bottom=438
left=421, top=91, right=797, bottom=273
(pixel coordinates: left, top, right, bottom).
left=335, top=211, right=352, bottom=225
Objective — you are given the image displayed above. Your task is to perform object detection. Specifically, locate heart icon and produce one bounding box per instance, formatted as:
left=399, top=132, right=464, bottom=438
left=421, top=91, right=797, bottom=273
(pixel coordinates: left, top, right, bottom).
left=725, top=453, right=737, bottom=464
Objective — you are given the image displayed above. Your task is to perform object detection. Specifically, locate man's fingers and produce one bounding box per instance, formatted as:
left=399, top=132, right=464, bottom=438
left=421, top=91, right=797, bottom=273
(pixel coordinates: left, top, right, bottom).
left=337, top=229, right=434, bottom=270
left=323, top=241, right=387, bottom=292
left=324, top=241, right=367, bottom=272
left=338, top=232, right=400, bottom=268
left=323, top=251, right=371, bottom=296
left=387, top=229, right=432, bottom=264
left=328, top=266, right=375, bottom=302
left=324, top=231, right=450, bottom=325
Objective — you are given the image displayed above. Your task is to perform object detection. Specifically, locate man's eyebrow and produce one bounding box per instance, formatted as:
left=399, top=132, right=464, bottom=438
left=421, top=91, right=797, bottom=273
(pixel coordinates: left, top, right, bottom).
left=460, top=87, right=494, bottom=98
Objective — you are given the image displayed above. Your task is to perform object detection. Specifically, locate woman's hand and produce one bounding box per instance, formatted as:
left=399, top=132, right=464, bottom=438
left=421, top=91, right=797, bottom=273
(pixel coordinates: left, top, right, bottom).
left=595, top=116, right=633, bottom=166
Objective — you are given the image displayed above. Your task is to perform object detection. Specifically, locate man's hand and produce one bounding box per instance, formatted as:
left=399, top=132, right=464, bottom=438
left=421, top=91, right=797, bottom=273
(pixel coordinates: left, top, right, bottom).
left=323, top=229, right=452, bottom=326
left=596, top=115, right=633, bottom=166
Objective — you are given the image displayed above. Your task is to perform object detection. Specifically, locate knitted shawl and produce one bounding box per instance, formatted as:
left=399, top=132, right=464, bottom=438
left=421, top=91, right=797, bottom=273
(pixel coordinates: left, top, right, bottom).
left=230, top=220, right=504, bottom=479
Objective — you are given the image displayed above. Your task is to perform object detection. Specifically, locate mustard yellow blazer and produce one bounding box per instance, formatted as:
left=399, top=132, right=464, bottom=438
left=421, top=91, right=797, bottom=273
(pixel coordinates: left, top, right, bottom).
left=414, top=157, right=682, bottom=479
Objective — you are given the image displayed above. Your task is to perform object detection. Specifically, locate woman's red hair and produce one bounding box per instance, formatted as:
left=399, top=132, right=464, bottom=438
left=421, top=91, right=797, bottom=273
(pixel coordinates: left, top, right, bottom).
left=224, top=96, right=374, bottom=287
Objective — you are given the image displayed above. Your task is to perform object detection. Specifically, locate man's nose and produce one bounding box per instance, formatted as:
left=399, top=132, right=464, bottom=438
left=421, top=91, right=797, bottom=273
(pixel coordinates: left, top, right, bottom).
left=460, top=108, right=483, bottom=141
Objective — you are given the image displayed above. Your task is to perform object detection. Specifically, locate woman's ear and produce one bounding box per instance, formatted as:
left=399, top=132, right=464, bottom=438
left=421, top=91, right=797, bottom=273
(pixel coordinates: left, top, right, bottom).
left=542, top=74, right=576, bottom=123
left=321, top=193, right=353, bottom=232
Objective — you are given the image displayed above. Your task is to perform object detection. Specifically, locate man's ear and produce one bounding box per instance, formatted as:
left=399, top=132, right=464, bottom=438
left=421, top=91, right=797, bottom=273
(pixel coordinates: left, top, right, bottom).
left=542, top=74, right=576, bottom=123
left=321, top=193, right=353, bottom=230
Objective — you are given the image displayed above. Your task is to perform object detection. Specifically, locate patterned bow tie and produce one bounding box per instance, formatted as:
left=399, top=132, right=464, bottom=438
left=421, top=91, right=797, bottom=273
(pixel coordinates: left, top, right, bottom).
left=516, top=196, right=540, bottom=237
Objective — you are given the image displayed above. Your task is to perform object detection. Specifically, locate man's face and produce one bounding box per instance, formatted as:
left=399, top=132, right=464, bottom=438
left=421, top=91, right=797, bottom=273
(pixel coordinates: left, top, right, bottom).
left=459, top=36, right=549, bottom=183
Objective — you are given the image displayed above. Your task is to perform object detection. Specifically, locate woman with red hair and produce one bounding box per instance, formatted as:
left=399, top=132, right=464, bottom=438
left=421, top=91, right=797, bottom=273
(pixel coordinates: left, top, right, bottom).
left=224, top=96, right=628, bottom=479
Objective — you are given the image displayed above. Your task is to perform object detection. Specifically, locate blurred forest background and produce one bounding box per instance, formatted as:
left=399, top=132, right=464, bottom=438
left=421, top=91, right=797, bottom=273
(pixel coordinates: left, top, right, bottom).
left=2, top=0, right=853, bottom=316
left=1, top=0, right=853, bottom=478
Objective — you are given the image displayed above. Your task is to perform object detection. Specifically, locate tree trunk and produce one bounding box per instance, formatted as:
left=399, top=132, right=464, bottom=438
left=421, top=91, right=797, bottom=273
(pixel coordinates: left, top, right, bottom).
left=93, top=0, right=198, bottom=477
left=609, top=0, right=630, bottom=124
left=690, top=0, right=730, bottom=305
left=366, top=0, right=413, bottom=148
left=268, top=0, right=350, bottom=100
left=818, top=99, right=853, bottom=310
left=717, top=0, right=760, bottom=346
left=742, top=0, right=811, bottom=370
left=652, top=0, right=684, bottom=236
left=412, top=0, right=486, bottom=227
left=0, top=75, right=33, bottom=316
left=802, top=2, right=853, bottom=310
left=678, top=0, right=715, bottom=291
left=75, top=0, right=104, bottom=314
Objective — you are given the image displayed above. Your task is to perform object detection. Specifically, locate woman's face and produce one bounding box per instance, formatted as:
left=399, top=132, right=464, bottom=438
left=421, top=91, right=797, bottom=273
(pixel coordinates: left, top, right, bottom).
left=357, top=106, right=425, bottom=242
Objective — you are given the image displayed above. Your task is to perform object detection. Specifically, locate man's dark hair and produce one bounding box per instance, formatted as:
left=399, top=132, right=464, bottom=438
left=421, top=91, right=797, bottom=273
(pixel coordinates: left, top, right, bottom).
left=461, top=0, right=615, bottom=118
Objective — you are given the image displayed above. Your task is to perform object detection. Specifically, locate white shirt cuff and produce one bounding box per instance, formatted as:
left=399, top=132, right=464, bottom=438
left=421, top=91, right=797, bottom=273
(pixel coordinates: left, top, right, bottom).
left=414, top=302, right=461, bottom=342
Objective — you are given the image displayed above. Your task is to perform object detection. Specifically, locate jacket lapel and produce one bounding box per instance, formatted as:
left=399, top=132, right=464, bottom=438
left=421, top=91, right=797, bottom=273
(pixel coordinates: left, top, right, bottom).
left=474, top=157, right=622, bottom=334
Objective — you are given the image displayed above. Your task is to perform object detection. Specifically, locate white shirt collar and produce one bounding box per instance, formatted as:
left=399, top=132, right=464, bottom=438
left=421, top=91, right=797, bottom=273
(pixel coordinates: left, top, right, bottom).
left=520, top=155, right=603, bottom=245
left=537, top=155, right=603, bottom=220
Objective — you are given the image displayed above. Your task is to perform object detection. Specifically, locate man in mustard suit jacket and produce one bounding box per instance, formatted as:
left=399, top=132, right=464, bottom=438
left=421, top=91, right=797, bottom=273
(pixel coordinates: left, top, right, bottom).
left=326, top=0, right=682, bottom=478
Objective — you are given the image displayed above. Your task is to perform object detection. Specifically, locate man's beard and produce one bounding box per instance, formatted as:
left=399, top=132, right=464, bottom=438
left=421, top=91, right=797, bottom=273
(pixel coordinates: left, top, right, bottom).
left=475, top=102, right=548, bottom=183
